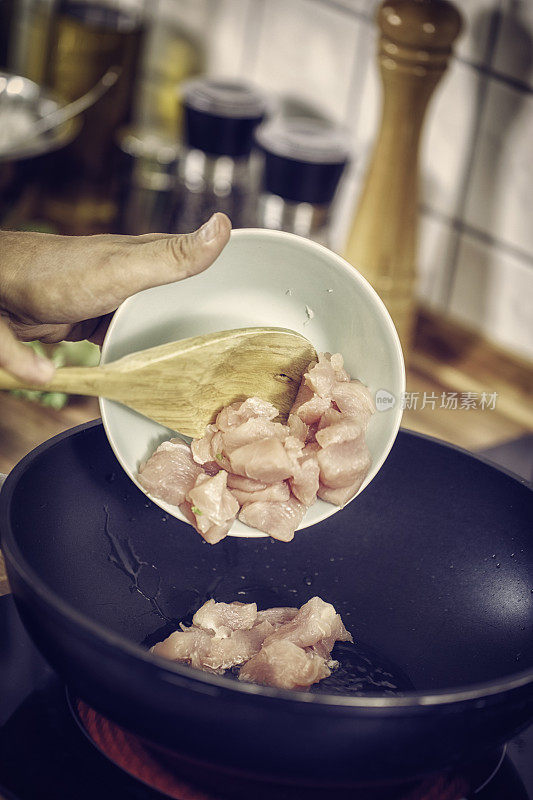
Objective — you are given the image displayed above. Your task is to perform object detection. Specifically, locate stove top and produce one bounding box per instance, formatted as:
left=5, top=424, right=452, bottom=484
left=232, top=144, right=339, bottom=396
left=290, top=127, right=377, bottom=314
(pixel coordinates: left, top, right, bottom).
left=1, top=595, right=531, bottom=800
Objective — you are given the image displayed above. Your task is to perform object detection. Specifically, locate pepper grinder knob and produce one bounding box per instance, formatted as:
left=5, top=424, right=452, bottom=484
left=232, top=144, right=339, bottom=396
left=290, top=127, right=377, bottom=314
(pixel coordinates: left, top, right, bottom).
left=344, top=0, right=462, bottom=353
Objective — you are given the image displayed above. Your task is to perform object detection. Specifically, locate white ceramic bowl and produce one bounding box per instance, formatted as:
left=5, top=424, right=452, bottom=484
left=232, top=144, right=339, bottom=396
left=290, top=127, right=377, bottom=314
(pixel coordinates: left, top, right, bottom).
left=100, top=228, right=405, bottom=537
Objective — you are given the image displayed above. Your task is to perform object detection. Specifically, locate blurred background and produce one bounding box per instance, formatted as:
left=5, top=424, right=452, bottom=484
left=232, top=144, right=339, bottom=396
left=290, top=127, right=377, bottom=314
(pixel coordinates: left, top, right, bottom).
left=0, top=0, right=531, bottom=481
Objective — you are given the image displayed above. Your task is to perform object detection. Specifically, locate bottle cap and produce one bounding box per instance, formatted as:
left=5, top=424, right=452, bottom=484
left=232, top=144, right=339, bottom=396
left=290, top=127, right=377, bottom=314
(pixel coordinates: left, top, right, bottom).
left=255, top=117, right=350, bottom=205
left=182, top=79, right=267, bottom=158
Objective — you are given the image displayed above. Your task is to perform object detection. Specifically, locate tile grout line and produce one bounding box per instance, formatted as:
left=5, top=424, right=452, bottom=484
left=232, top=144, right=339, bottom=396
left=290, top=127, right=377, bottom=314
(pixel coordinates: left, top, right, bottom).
left=307, top=0, right=375, bottom=24
left=420, top=204, right=533, bottom=269
left=437, top=1, right=505, bottom=310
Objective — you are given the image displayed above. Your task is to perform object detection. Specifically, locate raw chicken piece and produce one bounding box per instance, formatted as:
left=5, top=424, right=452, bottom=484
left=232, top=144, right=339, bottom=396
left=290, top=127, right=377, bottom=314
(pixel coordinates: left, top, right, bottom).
left=200, top=622, right=274, bottom=671
left=230, top=481, right=290, bottom=507
left=140, top=352, right=374, bottom=543
left=317, top=435, right=371, bottom=489
left=294, top=393, right=331, bottom=426
left=221, top=418, right=288, bottom=454
left=329, top=352, right=350, bottom=382
left=288, top=413, right=309, bottom=442
left=238, top=640, right=331, bottom=689
left=187, top=472, right=239, bottom=529
left=229, top=438, right=293, bottom=483
left=315, top=417, right=367, bottom=449
left=305, top=352, right=349, bottom=397
left=137, top=438, right=202, bottom=506
left=238, top=496, right=306, bottom=542
left=263, top=596, right=353, bottom=649
left=153, top=596, right=352, bottom=691
left=180, top=501, right=233, bottom=545
left=153, top=621, right=274, bottom=673
left=317, top=477, right=366, bottom=507
left=331, top=380, right=375, bottom=420
left=255, top=607, right=298, bottom=626
left=210, top=431, right=232, bottom=471
left=152, top=626, right=214, bottom=667
left=216, top=397, right=278, bottom=430
left=289, top=454, right=320, bottom=507
left=191, top=424, right=218, bottom=465
left=283, top=434, right=304, bottom=467
left=193, top=599, right=257, bottom=635
left=226, top=474, right=268, bottom=492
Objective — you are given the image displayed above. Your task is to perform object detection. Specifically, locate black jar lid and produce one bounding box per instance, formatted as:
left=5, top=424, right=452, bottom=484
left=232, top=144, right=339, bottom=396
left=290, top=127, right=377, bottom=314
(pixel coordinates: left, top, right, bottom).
left=182, top=79, right=268, bottom=159
left=255, top=117, right=350, bottom=205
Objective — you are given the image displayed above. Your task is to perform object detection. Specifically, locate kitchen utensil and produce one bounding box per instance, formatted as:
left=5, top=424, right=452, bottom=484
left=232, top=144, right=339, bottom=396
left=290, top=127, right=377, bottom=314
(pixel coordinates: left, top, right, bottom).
left=255, top=116, right=350, bottom=247
left=0, top=327, right=316, bottom=438
left=1, top=423, right=531, bottom=786
left=116, top=125, right=180, bottom=235
left=344, top=0, right=462, bottom=351
left=98, top=227, right=405, bottom=533
left=171, top=78, right=268, bottom=232
left=0, top=71, right=79, bottom=162
left=0, top=66, right=120, bottom=157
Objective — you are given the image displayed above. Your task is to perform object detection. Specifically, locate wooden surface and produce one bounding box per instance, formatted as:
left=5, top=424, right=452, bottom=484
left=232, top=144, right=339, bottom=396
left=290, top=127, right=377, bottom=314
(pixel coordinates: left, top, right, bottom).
left=0, top=328, right=316, bottom=438
left=1, top=309, right=532, bottom=597
left=344, top=0, right=462, bottom=349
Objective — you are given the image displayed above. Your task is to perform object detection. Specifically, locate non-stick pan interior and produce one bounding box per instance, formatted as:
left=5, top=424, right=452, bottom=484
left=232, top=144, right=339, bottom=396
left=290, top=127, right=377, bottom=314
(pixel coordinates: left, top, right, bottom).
left=3, top=422, right=533, bottom=694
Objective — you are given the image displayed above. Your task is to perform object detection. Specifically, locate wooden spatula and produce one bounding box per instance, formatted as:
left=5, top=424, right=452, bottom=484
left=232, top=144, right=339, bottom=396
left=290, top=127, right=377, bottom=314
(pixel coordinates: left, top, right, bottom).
left=0, top=328, right=316, bottom=437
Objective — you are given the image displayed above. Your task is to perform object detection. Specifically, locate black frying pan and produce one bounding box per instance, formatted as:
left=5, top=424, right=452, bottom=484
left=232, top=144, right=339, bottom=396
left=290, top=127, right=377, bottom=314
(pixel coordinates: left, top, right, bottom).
left=1, top=421, right=532, bottom=786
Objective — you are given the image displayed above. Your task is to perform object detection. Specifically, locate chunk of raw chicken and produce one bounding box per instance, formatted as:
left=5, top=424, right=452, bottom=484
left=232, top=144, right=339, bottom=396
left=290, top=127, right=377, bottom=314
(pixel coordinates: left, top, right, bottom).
left=229, top=438, right=293, bottom=483
left=153, top=597, right=352, bottom=691
left=289, top=452, right=320, bottom=507
left=193, top=599, right=257, bottom=635
left=222, top=418, right=288, bottom=454
left=238, top=496, right=306, bottom=542
left=263, top=596, right=353, bottom=650
left=255, top=607, right=298, bottom=626
left=179, top=501, right=233, bottom=545
left=153, top=621, right=274, bottom=673
left=180, top=472, right=239, bottom=544
left=230, top=481, right=290, bottom=507
left=137, top=438, right=202, bottom=506
left=216, top=397, right=278, bottom=431
left=305, top=352, right=350, bottom=397
left=138, top=351, right=374, bottom=544
left=316, top=435, right=371, bottom=490
left=238, top=640, right=331, bottom=690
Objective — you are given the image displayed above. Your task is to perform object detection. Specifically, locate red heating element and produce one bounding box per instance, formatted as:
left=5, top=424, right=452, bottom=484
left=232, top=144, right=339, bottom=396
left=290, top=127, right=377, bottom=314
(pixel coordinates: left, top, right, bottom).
left=76, top=700, right=470, bottom=800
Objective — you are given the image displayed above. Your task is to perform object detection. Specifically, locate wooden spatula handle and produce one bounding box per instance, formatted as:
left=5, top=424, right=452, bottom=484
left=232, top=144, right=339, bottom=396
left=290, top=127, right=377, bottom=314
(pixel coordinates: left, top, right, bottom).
left=0, top=365, right=105, bottom=396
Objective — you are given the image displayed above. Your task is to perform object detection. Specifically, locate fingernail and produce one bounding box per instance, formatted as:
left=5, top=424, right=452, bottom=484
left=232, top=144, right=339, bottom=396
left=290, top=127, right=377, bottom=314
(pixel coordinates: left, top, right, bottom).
left=34, top=354, right=55, bottom=383
left=196, top=213, right=219, bottom=244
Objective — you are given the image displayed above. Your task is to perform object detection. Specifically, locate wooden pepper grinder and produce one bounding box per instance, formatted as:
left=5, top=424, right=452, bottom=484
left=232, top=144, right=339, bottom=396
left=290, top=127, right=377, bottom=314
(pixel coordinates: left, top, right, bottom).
left=344, top=0, right=462, bottom=353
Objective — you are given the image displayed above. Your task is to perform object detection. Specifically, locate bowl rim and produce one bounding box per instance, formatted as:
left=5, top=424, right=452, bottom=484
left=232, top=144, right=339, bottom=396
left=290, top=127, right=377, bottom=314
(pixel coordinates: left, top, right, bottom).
left=99, top=227, right=406, bottom=536
left=1, top=423, right=532, bottom=711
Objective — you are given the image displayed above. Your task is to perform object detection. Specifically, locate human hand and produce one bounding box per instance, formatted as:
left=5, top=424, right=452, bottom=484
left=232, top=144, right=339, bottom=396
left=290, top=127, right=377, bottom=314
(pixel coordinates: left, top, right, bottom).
left=0, top=213, right=231, bottom=384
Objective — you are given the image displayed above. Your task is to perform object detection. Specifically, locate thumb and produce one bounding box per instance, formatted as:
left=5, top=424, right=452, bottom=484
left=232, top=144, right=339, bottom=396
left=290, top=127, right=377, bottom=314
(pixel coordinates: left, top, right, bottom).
left=125, top=212, right=232, bottom=290
left=0, top=317, right=55, bottom=385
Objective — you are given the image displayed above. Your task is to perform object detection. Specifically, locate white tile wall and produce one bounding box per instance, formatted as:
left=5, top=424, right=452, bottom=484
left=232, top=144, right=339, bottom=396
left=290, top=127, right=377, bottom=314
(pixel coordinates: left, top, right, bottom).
left=161, top=0, right=533, bottom=361
left=420, top=62, right=482, bottom=218
left=464, top=80, right=533, bottom=256
left=493, top=0, right=533, bottom=88
left=449, top=232, right=533, bottom=361
left=417, top=213, right=458, bottom=311
left=453, top=0, right=501, bottom=67
left=205, top=0, right=255, bottom=78
left=248, top=0, right=361, bottom=124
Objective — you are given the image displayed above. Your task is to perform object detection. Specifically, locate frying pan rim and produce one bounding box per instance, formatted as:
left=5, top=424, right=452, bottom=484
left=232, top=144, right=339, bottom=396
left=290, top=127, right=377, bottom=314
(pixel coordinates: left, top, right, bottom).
left=1, top=420, right=532, bottom=710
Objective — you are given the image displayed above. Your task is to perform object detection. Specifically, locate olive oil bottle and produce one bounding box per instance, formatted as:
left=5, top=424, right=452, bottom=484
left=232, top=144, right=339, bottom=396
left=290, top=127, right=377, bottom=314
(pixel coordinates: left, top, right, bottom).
left=42, top=1, right=145, bottom=233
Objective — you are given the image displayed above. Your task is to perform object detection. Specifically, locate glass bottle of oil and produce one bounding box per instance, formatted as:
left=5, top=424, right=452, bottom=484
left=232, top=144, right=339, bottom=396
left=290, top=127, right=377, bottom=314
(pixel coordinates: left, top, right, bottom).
left=41, top=0, right=145, bottom=234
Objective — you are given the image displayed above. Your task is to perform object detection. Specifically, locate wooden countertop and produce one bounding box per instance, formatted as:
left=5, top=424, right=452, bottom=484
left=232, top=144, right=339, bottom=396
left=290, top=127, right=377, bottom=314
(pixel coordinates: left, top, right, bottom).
left=1, top=310, right=532, bottom=597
